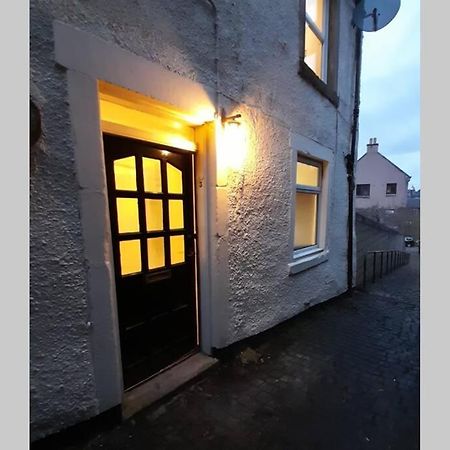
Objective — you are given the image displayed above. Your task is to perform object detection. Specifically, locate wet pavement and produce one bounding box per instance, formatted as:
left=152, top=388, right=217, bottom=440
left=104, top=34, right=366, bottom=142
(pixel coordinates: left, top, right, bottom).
left=39, top=249, right=419, bottom=450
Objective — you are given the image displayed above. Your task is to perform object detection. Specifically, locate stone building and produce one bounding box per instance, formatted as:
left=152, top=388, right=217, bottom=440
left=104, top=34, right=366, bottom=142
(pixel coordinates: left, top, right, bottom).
left=355, top=138, right=411, bottom=209
left=30, top=0, right=361, bottom=441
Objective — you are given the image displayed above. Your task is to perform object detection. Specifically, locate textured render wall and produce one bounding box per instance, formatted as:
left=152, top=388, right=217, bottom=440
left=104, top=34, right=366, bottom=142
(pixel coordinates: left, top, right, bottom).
left=30, top=0, right=218, bottom=440
left=30, top=0, right=357, bottom=438
left=223, top=105, right=351, bottom=343
left=30, top=7, right=98, bottom=442
left=355, top=151, right=409, bottom=209
left=355, top=213, right=404, bottom=286
left=218, top=0, right=357, bottom=344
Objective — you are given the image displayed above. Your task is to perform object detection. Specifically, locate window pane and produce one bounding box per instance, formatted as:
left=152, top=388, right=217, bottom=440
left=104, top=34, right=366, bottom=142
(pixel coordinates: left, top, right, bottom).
left=167, top=163, right=183, bottom=194
left=296, top=161, right=320, bottom=187
left=356, top=184, right=370, bottom=196
left=169, top=200, right=184, bottom=230
left=170, top=235, right=185, bottom=265
left=305, top=23, right=323, bottom=79
left=306, top=0, right=324, bottom=31
left=114, top=157, right=137, bottom=191
left=119, top=240, right=141, bottom=275
left=147, top=237, right=165, bottom=269
left=116, top=198, right=140, bottom=233
left=145, top=199, right=163, bottom=231
left=295, top=193, right=318, bottom=248
left=143, top=158, right=162, bottom=193
left=386, top=183, right=397, bottom=195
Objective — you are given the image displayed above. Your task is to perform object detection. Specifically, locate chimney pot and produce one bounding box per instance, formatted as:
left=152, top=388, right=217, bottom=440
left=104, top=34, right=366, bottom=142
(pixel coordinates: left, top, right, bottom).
left=367, top=137, right=379, bottom=153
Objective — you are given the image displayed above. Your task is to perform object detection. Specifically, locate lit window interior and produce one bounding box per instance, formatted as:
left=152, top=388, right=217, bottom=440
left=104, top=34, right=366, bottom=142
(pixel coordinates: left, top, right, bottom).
left=147, top=237, right=165, bottom=270
left=304, top=23, right=323, bottom=79
left=167, top=163, right=183, bottom=194
left=116, top=198, right=140, bottom=233
left=170, top=235, right=185, bottom=265
left=119, top=240, right=141, bottom=275
left=114, top=157, right=137, bottom=191
left=295, top=193, right=318, bottom=248
left=296, top=161, right=320, bottom=187
left=145, top=199, right=164, bottom=231
left=143, top=157, right=162, bottom=193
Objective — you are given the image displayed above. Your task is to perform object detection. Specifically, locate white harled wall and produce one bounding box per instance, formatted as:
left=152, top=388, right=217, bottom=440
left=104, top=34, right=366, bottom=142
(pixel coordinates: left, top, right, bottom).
left=30, top=0, right=358, bottom=440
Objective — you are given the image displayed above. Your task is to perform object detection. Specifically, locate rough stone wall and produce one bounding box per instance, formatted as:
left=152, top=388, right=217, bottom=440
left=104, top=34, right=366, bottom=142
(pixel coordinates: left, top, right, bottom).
left=30, top=0, right=357, bottom=439
left=355, top=213, right=404, bottom=286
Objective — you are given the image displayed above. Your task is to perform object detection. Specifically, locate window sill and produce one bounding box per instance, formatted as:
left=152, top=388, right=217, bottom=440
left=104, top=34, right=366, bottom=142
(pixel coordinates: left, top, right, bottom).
left=298, top=61, right=339, bottom=107
left=288, top=249, right=329, bottom=276
left=356, top=195, right=370, bottom=198
left=386, top=194, right=397, bottom=197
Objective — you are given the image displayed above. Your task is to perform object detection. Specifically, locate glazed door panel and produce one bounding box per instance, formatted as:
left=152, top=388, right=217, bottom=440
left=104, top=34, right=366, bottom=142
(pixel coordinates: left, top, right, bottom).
left=103, top=134, right=198, bottom=390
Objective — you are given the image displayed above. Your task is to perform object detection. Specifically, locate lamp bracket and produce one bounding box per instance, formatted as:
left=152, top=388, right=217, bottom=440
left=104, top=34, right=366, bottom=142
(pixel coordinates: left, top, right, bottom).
left=222, top=113, right=241, bottom=124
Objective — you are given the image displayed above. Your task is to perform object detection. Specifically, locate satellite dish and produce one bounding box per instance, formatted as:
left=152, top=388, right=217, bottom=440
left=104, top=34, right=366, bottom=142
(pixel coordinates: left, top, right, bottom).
left=353, top=0, right=401, bottom=32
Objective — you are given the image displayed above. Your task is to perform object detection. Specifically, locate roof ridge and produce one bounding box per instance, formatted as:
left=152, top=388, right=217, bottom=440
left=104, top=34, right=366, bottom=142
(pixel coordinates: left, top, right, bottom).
left=357, top=151, right=411, bottom=178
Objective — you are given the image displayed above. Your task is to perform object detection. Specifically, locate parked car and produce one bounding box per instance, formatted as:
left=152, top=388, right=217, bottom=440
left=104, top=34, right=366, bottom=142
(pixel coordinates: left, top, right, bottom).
left=404, top=236, right=415, bottom=247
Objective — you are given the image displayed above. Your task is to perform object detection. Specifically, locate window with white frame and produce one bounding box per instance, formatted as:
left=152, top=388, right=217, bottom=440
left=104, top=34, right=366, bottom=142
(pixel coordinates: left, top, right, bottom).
left=304, top=0, right=329, bottom=82
left=294, top=157, right=322, bottom=250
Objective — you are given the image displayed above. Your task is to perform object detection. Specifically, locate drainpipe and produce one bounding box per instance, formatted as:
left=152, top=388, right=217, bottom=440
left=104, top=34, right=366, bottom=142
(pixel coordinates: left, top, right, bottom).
left=345, top=26, right=363, bottom=294
left=205, top=0, right=219, bottom=112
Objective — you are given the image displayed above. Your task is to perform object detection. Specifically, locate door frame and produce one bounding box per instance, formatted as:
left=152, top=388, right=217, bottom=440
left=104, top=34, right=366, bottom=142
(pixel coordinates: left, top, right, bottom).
left=103, top=134, right=200, bottom=390
left=54, top=21, right=223, bottom=415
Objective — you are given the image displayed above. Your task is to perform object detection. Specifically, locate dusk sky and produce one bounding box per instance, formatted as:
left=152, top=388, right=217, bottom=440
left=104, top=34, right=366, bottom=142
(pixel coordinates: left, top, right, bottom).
left=358, top=0, right=420, bottom=188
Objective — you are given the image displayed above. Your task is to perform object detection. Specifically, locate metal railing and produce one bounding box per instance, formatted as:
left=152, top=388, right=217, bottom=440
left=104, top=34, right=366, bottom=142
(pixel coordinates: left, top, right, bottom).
left=362, top=250, right=410, bottom=289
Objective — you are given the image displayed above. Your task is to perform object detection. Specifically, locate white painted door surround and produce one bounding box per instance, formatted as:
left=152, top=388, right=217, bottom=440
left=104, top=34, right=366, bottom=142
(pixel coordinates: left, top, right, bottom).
left=54, top=20, right=223, bottom=414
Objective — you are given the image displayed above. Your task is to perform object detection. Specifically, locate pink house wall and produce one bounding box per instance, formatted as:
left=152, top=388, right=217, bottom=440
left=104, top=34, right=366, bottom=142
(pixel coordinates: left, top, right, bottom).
left=355, top=139, right=410, bottom=210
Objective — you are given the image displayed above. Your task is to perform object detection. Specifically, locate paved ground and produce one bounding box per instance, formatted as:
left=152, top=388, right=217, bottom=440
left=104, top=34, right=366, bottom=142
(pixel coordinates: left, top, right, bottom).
left=45, top=249, right=419, bottom=450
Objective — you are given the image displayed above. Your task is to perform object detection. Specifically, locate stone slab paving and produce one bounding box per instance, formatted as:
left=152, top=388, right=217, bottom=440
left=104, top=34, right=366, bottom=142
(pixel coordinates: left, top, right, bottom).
left=40, top=250, right=419, bottom=450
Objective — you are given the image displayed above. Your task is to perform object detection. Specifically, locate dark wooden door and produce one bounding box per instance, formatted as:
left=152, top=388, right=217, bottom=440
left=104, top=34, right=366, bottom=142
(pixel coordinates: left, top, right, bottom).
left=103, top=134, right=198, bottom=390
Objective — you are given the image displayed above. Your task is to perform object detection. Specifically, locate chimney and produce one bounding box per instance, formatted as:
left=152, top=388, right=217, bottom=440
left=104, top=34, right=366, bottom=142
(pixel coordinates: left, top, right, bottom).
left=367, top=137, right=379, bottom=153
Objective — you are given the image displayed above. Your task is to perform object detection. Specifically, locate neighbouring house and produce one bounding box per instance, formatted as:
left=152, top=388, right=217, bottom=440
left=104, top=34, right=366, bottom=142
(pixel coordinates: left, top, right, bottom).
left=355, top=138, right=411, bottom=210
left=354, top=138, right=420, bottom=242
left=30, top=0, right=361, bottom=442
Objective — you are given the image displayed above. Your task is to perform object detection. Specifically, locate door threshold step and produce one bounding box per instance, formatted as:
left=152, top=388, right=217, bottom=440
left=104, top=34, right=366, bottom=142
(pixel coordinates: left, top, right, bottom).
left=122, top=352, right=217, bottom=419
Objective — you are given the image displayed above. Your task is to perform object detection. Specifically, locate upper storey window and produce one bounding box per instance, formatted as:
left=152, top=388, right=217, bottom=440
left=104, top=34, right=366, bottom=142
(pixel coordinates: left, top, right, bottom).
left=299, top=0, right=339, bottom=106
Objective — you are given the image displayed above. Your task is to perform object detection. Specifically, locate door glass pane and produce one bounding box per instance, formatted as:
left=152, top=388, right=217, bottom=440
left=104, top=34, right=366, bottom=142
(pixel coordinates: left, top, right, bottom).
left=119, top=240, right=141, bottom=275
left=306, top=0, right=324, bottom=31
left=296, top=161, right=320, bottom=187
left=167, top=163, right=183, bottom=194
left=116, top=198, right=140, bottom=233
left=295, top=193, right=318, bottom=248
left=169, top=200, right=184, bottom=230
left=143, top=158, right=162, bottom=193
left=114, top=157, right=137, bottom=191
left=145, top=199, right=163, bottom=231
left=147, top=237, right=165, bottom=269
left=170, top=235, right=185, bottom=265
left=305, top=24, right=323, bottom=79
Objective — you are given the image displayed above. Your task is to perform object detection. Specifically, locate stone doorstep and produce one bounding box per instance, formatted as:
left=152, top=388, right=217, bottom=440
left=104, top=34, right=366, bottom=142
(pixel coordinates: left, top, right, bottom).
left=122, top=352, right=218, bottom=419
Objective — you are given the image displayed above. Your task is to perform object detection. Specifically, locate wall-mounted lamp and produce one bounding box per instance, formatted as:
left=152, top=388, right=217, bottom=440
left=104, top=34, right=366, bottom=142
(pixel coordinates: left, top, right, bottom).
left=221, top=113, right=242, bottom=126
left=216, top=112, right=247, bottom=186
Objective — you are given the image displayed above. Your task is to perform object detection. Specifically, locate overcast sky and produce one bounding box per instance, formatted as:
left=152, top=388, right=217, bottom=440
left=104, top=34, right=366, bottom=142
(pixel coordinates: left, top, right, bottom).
left=358, top=0, right=420, bottom=188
